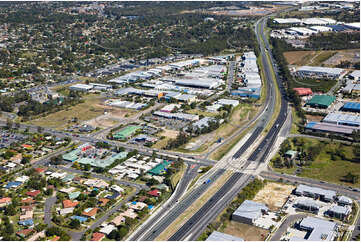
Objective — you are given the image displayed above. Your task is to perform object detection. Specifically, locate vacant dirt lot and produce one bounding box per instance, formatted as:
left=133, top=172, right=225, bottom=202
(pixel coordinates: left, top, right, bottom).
left=284, top=49, right=359, bottom=67
left=253, top=182, right=295, bottom=210
left=223, top=221, right=269, bottom=241
left=159, top=129, right=179, bottom=139
left=305, top=114, right=324, bottom=122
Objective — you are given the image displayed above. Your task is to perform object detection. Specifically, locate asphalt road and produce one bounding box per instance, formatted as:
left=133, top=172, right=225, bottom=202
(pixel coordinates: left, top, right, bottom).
left=270, top=214, right=307, bottom=241
left=247, top=16, right=288, bottom=163
left=137, top=168, right=226, bottom=241
left=44, top=195, right=57, bottom=226
left=261, top=171, right=360, bottom=200
left=127, top=163, right=199, bottom=241
left=169, top=173, right=253, bottom=241
left=227, top=61, right=236, bottom=92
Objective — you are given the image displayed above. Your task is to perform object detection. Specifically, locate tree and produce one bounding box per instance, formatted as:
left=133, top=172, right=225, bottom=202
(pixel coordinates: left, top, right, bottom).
left=5, top=204, right=16, bottom=216
left=37, top=126, right=43, bottom=133
left=118, top=226, right=129, bottom=239
left=69, top=219, right=81, bottom=229
left=6, top=118, right=13, bottom=130
left=351, top=130, right=360, bottom=144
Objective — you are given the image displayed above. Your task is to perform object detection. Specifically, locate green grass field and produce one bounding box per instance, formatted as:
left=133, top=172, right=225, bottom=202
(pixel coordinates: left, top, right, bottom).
left=272, top=137, right=360, bottom=187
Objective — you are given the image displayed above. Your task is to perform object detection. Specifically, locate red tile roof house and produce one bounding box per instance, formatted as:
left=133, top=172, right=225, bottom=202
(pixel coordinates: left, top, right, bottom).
left=22, top=144, right=33, bottom=150
left=98, top=198, right=110, bottom=207
left=82, top=208, right=98, bottom=219
left=0, top=197, right=11, bottom=207
left=62, top=200, right=79, bottom=208
left=16, top=229, right=34, bottom=238
left=91, top=232, right=105, bottom=241
left=21, top=197, right=35, bottom=205
left=26, top=190, right=41, bottom=197
left=34, top=168, right=46, bottom=173
left=148, top=189, right=161, bottom=197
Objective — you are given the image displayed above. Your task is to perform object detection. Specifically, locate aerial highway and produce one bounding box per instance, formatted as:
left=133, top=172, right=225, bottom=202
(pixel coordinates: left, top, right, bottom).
left=164, top=5, right=311, bottom=239
left=127, top=163, right=200, bottom=241
left=169, top=173, right=253, bottom=241
left=128, top=168, right=226, bottom=241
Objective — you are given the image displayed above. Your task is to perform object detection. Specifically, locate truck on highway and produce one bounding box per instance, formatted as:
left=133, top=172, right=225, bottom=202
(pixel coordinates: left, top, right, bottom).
left=204, top=179, right=211, bottom=184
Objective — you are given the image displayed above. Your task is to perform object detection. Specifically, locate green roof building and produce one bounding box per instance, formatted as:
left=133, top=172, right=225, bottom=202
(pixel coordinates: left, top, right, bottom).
left=77, top=152, right=128, bottom=168
left=113, top=125, right=142, bottom=140
left=306, top=95, right=336, bottom=109
left=69, top=191, right=81, bottom=200
left=147, top=160, right=172, bottom=176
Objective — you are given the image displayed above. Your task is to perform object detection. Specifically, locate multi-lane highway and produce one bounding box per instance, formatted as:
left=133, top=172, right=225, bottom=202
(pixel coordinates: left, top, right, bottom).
left=169, top=173, right=253, bottom=241
left=127, top=163, right=200, bottom=241
left=166, top=11, right=287, bottom=241
left=130, top=168, right=226, bottom=241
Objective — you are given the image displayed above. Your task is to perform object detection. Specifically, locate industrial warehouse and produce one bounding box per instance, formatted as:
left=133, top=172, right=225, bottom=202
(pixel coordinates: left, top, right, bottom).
left=295, top=66, right=346, bottom=79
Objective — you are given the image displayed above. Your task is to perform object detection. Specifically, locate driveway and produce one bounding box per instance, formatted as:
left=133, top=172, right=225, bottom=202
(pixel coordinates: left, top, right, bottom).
left=271, top=214, right=307, bottom=241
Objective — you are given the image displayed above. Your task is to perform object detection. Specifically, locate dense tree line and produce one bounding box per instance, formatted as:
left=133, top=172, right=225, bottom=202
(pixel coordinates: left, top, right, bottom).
left=306, top=32, right=360, bottom=50
left=270, top=38, right=306, bottom=125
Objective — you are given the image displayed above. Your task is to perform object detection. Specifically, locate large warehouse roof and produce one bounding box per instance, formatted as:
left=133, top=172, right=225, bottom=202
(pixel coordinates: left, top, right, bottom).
left=306, top=95, right=336, bottom=108
left=273, top=18, right=301, bottom=24
left=299, top=217, right=337, bottom=241
left=233, top=200, right=268, bottom=220
left=341, top=102, right=360, bottom=112
left=306, top=121, right=358, bottom=135
left=206, top=231, right=244, bottom=241
left=295, top=184, right=336, bottom=201
left=323, top=112, right=360, bottom=126
left=175, top=78, right=220, bottom=89
left=297, top=66, right=344, bottom=75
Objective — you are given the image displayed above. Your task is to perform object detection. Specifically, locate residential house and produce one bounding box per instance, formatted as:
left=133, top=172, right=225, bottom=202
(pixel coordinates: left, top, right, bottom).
left=91, top=232, right=105, bottom=241
left=26, top=190, right=41, bottom=197
left=16, top=229, right=34, bottom=238
left=120, top=209, right=138, bottom=219
left=18, top=219, right=34, bottom=227
left=82, top=208, right=98, bottom=219
left=20, top=210, right=33, bottom=221
left=111, top=215, right=125, bottom=226
left=148, top=189, right=161, bottom=197
left=110, top=185, right=124, bottom=193
left=62, top=200, right=79, bottom=208
left=99, top=224, right=116, bottom=235
left=0, top=197, right=11, bottom=207
left=129, top=201, right=147, bottom=211
left=21, top=198, right=35, bottom=205
left=98, top=198, right=110, bottom=207
left=59, top=207, right=75, bottom=216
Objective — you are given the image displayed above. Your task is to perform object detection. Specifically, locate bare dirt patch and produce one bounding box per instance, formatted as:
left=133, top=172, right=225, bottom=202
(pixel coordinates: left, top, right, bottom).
left=305, top=114, right=324, bottom=122
left=159, top=129, right=179, bottom=139
left=253, top=182, right=295, bottom=210
left=223, top=221, right=269, bottom=241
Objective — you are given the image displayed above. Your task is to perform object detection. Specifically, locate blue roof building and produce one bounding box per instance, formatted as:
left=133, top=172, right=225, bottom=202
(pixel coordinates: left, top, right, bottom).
left=231, top=88, right=261, bottom=99
left=340, top=102, right=360, bottom=113
left=18, top=219, right=34, bottom=226
left=70, top=216, right=88, bottom=223
left=5, top=181, right=22, bottom=189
